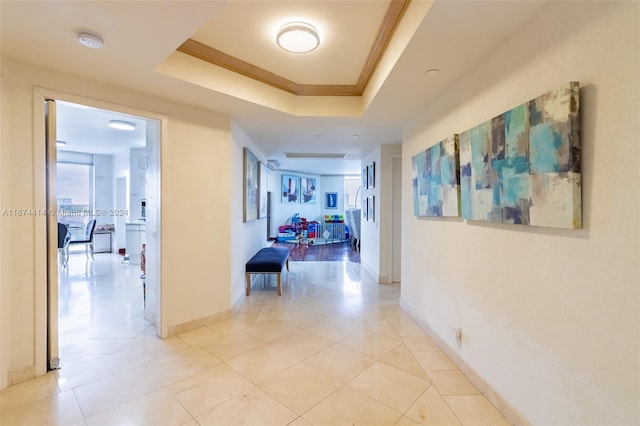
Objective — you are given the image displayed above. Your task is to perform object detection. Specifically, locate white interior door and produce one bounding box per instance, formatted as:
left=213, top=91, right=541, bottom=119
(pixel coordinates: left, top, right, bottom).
left=144, top=119, right=163, bottom=337
left=45, top=99, right=59, bottom=369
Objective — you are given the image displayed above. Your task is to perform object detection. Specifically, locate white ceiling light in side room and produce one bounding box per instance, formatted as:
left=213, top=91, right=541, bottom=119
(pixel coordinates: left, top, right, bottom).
left=109, top=120, right=136, bottom=131
left=276, top=22, right=320, bottom=53
left=77, top=32, right=104, bottom=49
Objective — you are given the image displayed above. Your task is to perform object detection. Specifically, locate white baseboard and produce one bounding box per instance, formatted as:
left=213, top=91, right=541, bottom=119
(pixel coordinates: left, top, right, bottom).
left=400, top=299, right=530, bottom=426
left=167, top=310, right=231, bottom=337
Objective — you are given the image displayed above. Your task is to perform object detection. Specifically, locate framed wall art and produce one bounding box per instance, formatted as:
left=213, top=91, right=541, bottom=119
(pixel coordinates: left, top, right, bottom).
left=258, top=161, right=268, bottom=219
left=362, top=166, right=368, bottom=189
left=411, top=135, right=460, bottom=217
left=243, top=147, right=258, bottom=222
left=367, top=162, right=375, bottom=189
left=300, top=177, right=317, bottom=204
left=459, top=82, right=581, bottom=229
left=325, top=192, right=338, bottom=209
left=367, top=196, right=375, bottom=222
left=362, top=196, right=368, bottom=220
left=281, top=174, right=299, bottom=203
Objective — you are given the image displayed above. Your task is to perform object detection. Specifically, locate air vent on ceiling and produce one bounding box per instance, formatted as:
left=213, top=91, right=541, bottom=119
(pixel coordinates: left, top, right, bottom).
left=267, top=159, right=281, bottom=170
left=285, top=153, right=348, bottom=159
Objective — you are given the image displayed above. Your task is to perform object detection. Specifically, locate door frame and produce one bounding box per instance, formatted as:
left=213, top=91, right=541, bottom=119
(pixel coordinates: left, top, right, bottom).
left=390, top=155, right=402, bottom=283
left=33, top=87, right=168, bottom=375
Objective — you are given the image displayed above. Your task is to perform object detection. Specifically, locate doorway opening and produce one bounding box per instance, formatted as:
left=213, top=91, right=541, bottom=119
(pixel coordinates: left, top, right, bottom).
left=45, top=98, right=162, bottom=371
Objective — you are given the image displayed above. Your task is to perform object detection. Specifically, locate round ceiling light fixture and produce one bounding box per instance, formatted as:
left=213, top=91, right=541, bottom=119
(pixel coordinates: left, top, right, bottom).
left=276, top=22, right=320, bottom=53
left=77, top=32, right=104, bottom=49
left=109, top=120, right=136, bottom=131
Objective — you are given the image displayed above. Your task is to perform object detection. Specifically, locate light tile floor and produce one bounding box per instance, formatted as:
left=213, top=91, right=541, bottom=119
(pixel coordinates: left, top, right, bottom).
left=0, top=253, right=511, bottom=425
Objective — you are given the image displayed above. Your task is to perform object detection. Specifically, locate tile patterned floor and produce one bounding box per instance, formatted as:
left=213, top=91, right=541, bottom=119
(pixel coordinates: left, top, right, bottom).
left=0, top=253, right=510, bottom=425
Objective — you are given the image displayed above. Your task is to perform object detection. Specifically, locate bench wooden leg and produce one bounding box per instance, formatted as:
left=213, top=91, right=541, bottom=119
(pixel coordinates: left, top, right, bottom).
left=277, top=273, right=282, bottom=296
left=285, top=258, right=289, bottom=271
left=246, top=273, right=251, bottom=296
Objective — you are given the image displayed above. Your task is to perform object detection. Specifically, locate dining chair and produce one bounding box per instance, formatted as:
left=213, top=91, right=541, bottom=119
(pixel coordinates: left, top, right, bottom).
left=57, top=222, right=71, bottom=268
left=67, top=219, right=97, bottom=261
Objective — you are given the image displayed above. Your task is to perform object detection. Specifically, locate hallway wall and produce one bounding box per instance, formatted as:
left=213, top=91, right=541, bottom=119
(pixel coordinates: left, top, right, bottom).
left=361, top=144, right=401, bottom=284
left=229, top=122, right=270, bottom=307
left=401, top=2, right=639, bottom=424
left=0, top=57, right=237, bottom=386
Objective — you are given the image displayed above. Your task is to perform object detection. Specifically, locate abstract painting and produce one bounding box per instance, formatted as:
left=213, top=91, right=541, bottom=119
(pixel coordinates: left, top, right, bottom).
left=258, top=162, right=267, bottom=219
left=459, top=82, right=581, bottom=229
left=282, top=174, right=299, bottom=203
left=243, top=148, right=258, bottom=222
left=411, top=135, right=460, bottom=217
left=300, top=177, right=316, bottom=204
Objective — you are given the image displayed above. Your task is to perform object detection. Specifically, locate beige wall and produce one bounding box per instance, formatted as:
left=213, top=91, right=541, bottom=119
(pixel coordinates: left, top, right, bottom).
left=0, top=76, right=6, bottom=390
left=161, top=107, right=233, bottom=331
left=0, top=57, right=237, bottom=386
left=229, top=122, right=270, bottom=308
left=402, top=2, right=639, bottom=424
left=360, top=146, right=381, bottom=281
left=361, top=143, right=401, bottom=283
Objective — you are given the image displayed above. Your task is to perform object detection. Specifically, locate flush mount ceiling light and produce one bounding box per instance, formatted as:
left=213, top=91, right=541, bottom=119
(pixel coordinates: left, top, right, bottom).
left=109, top=120, right=136, bottom=131
left=56, top=140, right=67, bottom=147
left=276, top=22, right=320, bottom=53
left=77, top=32, right=104, bottom=49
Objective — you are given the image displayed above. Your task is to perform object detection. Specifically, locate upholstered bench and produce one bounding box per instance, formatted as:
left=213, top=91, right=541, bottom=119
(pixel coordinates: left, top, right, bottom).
left=245, top=247, right=290, bottom=296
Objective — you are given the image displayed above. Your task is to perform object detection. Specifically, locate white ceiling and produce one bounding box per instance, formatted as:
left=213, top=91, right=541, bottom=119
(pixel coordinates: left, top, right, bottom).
left=0, top=0, right=550, bottom=175
left=56, top=101, right=147, bottom=156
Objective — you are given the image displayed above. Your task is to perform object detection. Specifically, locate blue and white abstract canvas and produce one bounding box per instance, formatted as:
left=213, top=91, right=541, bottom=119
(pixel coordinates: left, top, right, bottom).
left=459, top=82, right=581, bottom=229
left=412, top=135, right=460, bottom=217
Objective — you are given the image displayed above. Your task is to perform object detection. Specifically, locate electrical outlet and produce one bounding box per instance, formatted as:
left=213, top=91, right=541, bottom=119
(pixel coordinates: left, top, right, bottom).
left=455, top=328, right=463, bottom=343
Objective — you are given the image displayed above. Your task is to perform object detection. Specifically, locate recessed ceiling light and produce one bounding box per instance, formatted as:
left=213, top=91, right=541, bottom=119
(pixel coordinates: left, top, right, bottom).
left=78, top=32, right=104, bottom=49
left=276, top=22, right=320, bottom=53
left=352, top=134, right=359, bottom=139
left=109, top=120, right=136, bottom=131
left=425, top=68, right=440, bottom=75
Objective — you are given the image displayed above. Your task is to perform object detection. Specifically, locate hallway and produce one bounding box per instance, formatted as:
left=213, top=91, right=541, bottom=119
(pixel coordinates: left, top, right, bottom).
left=1, top=258, right=508, bottom=425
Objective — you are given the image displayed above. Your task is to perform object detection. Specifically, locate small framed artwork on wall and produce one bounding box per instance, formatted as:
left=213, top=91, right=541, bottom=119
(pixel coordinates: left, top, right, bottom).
left=325, top=192, right=338, bottom=209
left=362, top=166, right=368, bottom=190
left=362, top=197, right=368, bottom=221
left=367, top=195, right=376, bottom=222
left=300, top=177, right=317, bottom=204
left=367, top=196, right=375, bottom=222
left=367, top=162, right=375, bottom=189
left=282, top=174, right=299, bottom=203
left=243, top=148, right=258, bottom=222
left=258, top=161, right=268, bottom=219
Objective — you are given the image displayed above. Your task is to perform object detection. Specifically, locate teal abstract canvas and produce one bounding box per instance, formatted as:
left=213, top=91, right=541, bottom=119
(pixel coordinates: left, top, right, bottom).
left=411, top=135, right=460, bottom=217
left=459, top=82, right=581, bottom=229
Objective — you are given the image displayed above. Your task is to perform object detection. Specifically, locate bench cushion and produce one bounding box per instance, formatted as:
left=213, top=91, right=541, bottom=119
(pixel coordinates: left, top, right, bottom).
left=246, top=247, right=289, bottom=273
